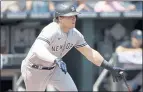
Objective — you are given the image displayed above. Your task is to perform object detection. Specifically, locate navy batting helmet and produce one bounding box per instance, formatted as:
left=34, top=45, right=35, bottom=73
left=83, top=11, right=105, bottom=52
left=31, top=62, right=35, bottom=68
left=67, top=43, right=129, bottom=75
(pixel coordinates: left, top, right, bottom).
left=53, top=3, right=79, bottom=21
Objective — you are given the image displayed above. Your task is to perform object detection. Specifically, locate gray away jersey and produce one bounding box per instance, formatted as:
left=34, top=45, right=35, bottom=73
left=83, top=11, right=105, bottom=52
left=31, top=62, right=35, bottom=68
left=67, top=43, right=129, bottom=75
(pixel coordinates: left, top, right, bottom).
left=21, top=22, right=87, bottom=91
left=37, top=22, right=87, bottom=58
left=23, top=22, right=88, bottom=66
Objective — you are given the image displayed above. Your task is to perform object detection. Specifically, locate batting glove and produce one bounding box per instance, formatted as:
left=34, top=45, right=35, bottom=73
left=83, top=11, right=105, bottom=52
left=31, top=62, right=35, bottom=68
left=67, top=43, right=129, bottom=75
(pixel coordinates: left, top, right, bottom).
left=101, top=60, right=124, bottom=82
left=54, top=58, right=67, bottom=74
left=109, top=67, right=124, bottom=82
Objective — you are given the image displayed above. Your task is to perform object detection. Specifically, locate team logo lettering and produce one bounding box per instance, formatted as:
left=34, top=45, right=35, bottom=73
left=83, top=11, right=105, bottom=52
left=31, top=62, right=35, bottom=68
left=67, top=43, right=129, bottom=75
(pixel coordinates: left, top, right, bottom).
left=52, top=43, right=73, bottom=51
left=66, top=43, right=73, bottom=49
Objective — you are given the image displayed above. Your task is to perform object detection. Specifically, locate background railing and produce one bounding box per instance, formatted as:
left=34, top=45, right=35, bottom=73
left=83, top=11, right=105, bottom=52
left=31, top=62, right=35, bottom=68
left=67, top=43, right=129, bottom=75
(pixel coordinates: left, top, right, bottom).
left=1, top=54, right=26, bottom=69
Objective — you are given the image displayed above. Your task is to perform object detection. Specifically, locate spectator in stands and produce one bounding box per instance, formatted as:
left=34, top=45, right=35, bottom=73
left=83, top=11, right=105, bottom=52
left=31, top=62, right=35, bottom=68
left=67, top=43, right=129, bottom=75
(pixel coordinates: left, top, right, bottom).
left=116, top=29, right=142, bottom=53
left=75, top=0, right=94, bottom=12
left=94, top=0, right=136, bottom=12
left=26, top=0, right=55, bottom=13
left=116, top=29, right=142, bottom=92
left=133, top=1, right=142, bottom=11
left=119, top=1, right=136, bottom=11
left=94, top=0, right=124, bottom=12
left=1, top=0, right=26, bottom=13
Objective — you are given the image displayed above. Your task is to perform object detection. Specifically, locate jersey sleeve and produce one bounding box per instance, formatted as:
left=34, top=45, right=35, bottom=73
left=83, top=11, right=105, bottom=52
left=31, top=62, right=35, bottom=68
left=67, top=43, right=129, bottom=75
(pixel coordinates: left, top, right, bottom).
left=37, top=26, right=55, bottom=45
left=74, top=29, right=87, bottom=48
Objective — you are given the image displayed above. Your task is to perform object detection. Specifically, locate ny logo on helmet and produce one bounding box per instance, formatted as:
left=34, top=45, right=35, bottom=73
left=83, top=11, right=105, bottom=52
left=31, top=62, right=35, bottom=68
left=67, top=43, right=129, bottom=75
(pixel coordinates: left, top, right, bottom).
left=71, top=6, right=75, bottom=11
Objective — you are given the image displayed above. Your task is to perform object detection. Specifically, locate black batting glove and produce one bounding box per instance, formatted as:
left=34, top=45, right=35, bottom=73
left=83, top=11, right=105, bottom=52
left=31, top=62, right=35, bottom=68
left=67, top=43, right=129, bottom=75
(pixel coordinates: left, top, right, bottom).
left=109, top=67, right=124, bottom=82
left=54, top=58, right=67, bottom=74
left=101, top=60, right=124, bottom=82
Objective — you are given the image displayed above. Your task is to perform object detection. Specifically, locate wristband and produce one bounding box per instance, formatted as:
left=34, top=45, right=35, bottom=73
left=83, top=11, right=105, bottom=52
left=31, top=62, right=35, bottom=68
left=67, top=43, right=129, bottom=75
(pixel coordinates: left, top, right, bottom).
left=54, top=58, right=62, bottom=63
left=100, top=60, right=114, bottom=71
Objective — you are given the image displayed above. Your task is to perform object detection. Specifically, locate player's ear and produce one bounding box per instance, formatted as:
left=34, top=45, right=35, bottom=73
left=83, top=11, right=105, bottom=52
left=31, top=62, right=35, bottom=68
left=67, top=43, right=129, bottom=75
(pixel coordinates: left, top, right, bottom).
left=58, top=17, right=62, bottom=22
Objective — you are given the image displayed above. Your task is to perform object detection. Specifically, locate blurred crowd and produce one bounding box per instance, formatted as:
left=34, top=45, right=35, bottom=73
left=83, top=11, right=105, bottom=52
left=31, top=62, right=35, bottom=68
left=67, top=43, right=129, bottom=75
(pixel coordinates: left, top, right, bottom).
left=1, top=0, right=142, bottom=14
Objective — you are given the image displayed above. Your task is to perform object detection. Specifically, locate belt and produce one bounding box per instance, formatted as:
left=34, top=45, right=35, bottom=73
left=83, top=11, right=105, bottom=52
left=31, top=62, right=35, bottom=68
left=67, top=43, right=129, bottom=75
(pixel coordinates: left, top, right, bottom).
left=30, top=63, right=55, bottom=70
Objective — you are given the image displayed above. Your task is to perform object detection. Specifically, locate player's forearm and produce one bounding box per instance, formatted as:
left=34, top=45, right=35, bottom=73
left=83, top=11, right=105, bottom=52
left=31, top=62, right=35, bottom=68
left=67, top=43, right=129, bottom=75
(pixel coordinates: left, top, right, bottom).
left=82, top=47, right=123, bottom=74
left=87, top=49, right=117, bottom=71
left=33, top=40, right=57, bottom=63
left=87, top=48, right=104, bottom=66
left=87, top=49, right=118, bottom=72
left=77, top=45, right=104, bottom=66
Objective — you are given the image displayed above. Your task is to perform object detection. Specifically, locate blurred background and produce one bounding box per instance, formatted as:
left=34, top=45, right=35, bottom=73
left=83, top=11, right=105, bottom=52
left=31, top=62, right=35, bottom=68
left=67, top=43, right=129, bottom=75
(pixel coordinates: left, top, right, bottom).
left=0, top=0, right=142, bottom=92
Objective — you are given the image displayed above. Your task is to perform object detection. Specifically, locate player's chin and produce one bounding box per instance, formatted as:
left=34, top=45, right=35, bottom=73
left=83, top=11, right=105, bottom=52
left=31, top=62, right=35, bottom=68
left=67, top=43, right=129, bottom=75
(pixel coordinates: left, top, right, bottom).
left=71, top=23, right=75, bottom=28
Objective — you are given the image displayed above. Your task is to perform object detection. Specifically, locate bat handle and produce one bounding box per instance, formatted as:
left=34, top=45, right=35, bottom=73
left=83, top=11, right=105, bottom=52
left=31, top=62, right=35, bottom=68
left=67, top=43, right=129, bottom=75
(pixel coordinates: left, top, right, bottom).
left=119, top=71, right=124, bottom=75
left=119, top=71, right=132, bottom=92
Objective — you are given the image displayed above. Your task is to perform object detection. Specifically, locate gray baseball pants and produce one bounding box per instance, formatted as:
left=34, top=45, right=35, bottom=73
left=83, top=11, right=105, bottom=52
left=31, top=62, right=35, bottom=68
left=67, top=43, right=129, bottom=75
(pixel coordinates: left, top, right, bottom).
left=21, top=61, right=77, bottom=91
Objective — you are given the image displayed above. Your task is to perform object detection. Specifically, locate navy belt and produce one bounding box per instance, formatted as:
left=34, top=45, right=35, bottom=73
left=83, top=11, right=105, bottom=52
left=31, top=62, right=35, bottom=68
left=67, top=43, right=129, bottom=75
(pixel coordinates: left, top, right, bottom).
left=31, top=64, right=55, bottom=70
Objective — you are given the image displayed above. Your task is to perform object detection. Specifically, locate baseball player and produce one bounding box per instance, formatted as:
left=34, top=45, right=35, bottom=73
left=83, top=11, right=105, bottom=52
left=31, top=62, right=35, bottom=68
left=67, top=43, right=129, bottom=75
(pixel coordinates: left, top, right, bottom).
left=21, top=4, right=124, bottom=91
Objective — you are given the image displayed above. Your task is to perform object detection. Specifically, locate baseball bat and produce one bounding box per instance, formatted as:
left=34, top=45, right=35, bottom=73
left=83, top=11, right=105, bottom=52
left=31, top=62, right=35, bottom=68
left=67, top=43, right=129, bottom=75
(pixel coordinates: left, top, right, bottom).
left=120, top=71, right=132, bottom=92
